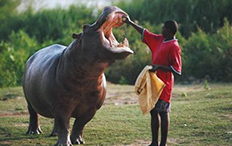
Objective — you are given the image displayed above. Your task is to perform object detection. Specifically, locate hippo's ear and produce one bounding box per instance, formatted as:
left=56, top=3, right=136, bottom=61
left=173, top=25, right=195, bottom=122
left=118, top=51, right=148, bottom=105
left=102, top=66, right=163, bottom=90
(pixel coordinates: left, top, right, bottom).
left=72, top=33, right=82, bottom=39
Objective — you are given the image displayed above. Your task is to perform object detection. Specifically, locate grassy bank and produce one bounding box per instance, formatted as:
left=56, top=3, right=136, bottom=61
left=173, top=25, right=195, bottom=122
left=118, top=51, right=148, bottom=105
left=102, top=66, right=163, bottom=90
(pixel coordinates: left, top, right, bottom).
left=0, top=83, right=232, bottom=145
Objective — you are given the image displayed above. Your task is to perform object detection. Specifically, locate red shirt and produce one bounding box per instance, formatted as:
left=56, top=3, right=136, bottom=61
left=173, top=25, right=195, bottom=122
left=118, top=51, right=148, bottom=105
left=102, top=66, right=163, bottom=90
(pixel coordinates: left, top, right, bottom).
left=142, top=29, right=182, bottom=103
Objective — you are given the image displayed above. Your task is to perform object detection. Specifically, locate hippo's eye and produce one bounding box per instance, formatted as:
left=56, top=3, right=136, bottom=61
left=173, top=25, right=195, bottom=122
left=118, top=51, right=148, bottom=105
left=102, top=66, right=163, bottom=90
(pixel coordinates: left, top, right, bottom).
left=83, top=24, right=91, bottom=31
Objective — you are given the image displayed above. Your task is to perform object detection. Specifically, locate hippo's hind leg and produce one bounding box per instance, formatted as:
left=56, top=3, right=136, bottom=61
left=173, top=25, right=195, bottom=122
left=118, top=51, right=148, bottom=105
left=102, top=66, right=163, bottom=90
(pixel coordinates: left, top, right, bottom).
left=70, top=109, right=97, bottom=145
left=26, top=101, right=42, bottom=134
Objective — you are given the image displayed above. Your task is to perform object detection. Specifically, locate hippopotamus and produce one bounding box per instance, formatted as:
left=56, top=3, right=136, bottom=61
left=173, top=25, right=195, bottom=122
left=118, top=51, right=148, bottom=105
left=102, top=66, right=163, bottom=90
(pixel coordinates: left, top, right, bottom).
left=22, top=6, right=133, bottom=146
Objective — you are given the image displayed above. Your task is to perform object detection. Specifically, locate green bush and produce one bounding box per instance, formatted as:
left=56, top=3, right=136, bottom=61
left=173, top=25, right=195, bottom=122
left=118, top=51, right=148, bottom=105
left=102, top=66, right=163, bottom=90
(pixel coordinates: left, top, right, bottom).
left=22, top=5, right=94, bottom=44
left=0, top=0, right=23, bottom=41
left=183, top=28, right=211, bottom=78
left=1, top=0, right=232, bottom=87
left=213, top=19, right=232, bottom=81
left=183, top=19, right=232, bottom=81
left=117, top=0, right=232, bottom=37
left=0, top=30, right=38, bottom=87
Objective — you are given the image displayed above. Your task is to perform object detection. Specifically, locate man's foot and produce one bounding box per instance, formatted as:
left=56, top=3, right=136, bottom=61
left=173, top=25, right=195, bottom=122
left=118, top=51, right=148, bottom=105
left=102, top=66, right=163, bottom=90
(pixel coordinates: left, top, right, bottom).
left=149, top=143, right=158, bottom=146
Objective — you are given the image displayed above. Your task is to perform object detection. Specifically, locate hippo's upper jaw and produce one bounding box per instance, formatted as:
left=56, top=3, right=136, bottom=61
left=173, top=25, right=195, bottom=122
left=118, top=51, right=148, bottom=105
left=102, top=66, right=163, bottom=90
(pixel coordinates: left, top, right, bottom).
left=79, top=6, right=133, bottom=62
left=98, top=6, right=133, bottom=54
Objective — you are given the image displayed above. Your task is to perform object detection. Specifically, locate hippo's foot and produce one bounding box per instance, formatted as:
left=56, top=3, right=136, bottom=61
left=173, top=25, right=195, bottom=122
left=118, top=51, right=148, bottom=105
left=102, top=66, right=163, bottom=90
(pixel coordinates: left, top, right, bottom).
left=50, top=124, right=58, bottom=137
left=26, top=126, right=42, bottom=134
left=50, top=130, right=58, bottom=137
left=71, top=135, right=85, bottom=145
left=55, top=139, right=72, bottom=146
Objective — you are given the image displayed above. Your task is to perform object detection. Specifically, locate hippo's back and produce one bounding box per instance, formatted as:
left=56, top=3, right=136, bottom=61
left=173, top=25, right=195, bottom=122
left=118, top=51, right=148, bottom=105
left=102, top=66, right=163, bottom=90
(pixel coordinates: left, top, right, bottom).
left=24, top=44, right=66, bottom=84
left=26, top=44, right=66, bottom=70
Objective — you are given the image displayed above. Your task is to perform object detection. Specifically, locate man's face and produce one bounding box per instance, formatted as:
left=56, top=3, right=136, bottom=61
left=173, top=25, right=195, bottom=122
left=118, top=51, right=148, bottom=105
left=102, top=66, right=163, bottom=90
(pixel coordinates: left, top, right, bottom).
left=162, top=25, right=169, bottom=38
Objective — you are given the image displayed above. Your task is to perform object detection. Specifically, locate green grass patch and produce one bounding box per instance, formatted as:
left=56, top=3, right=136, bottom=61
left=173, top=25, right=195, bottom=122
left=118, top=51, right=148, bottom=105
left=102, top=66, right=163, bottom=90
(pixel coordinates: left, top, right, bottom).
left=0, top=83, right=232, bottom=145
left=0, top=87, right=24, bottom=101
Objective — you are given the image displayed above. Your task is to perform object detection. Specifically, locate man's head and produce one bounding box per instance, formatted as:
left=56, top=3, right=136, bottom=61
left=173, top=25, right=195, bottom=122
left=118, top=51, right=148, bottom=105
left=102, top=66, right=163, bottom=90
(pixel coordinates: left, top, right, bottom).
left=162, top=20, right=178, bottom=38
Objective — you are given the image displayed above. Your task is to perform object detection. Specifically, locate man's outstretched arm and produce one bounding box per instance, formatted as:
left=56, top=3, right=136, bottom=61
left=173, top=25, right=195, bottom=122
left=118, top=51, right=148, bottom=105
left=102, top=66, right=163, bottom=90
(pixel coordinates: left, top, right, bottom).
left=122, top=15, right=143, bottom=35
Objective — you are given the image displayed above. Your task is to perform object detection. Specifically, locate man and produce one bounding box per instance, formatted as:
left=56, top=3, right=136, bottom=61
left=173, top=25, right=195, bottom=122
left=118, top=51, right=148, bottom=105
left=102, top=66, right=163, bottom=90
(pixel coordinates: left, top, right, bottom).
left=123, top=16, right=182, bottom=146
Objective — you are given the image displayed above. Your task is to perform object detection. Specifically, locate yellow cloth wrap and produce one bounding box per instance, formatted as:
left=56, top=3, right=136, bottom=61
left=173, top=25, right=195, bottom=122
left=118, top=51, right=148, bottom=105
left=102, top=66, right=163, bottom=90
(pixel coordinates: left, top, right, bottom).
left=134, top=65, right=166, bottom=115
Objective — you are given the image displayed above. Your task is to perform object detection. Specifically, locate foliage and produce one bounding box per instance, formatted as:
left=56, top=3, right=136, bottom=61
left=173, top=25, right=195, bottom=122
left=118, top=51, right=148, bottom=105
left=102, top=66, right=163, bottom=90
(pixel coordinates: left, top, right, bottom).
left=0, top=2, right=95, bottom=87
left=0, top=30, right=38, bottom=87
left=213, top=19, right=232, bottom=81
left=22, top=5, right=94, bottom=44
left=0, top=0, right=232, bottom=87
left=117, top=0, right=232, bottom=37
left=0, top=0, right=23, bottom=41
left=182, top=19, right=232, bottom=81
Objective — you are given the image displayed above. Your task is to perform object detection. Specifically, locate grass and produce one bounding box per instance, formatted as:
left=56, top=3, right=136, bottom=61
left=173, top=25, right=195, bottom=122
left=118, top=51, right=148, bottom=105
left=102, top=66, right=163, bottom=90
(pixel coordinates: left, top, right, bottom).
left=0, top=83, right=232, bottom=145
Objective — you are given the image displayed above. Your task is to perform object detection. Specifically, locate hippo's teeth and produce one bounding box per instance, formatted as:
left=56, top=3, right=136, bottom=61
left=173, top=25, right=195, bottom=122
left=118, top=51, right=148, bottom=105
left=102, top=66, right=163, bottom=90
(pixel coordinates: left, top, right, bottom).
left=123, top=38, right=129, bottom=47
left=117, top=38, right=129, bottom=47
left=118, top=42, right=123, bottom=47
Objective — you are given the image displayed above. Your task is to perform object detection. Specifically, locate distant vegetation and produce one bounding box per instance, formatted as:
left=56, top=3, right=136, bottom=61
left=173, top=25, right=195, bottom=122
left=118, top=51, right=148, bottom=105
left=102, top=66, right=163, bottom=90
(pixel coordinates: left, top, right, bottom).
left=0, top=0, right=232, bottom=87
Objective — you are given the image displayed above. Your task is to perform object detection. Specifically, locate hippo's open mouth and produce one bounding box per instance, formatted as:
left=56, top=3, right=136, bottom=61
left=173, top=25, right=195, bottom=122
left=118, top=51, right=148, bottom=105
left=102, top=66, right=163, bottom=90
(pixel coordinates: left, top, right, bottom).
left=96, top=6, right=133, bottom=54
left=101, top=12, right=129, bottom=48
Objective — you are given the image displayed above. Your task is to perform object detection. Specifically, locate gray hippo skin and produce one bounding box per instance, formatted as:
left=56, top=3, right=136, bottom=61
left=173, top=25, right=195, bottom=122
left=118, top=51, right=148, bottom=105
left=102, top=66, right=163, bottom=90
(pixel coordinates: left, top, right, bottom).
left=22, top=6, right=133, bottom=146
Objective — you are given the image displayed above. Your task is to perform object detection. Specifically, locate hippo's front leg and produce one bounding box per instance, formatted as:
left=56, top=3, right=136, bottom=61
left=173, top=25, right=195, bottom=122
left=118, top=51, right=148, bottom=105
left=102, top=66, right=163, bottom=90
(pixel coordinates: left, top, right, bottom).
left=54, top=114, right=72, bottom=146
left=70, top=109, right=97, bottom=145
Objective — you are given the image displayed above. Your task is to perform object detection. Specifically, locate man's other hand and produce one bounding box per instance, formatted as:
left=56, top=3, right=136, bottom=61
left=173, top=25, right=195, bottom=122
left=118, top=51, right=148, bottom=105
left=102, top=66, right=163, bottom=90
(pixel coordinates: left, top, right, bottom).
left=149, top=65, right=160, bottom=72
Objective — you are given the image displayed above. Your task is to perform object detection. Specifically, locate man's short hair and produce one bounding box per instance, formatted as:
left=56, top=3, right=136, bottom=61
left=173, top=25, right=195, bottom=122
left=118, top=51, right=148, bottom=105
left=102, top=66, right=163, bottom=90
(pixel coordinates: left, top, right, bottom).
left=164, top=20, right=178, bottom=35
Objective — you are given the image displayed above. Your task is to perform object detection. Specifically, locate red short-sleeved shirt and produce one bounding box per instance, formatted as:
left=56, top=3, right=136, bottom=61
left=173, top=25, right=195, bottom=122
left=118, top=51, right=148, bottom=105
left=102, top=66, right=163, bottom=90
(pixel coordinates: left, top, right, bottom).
left=142, top=29, right=182, bottom=103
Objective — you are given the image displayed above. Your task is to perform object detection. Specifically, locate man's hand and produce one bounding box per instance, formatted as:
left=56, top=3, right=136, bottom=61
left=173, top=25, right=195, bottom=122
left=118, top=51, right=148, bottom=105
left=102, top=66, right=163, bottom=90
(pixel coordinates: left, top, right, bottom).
left=149, top=65, right=160, bottom=72
left=122, top=15, right=143, bottom=35
left=122, top=15, right=131, bottom=24
left=149, top=64, right=176, bottom=74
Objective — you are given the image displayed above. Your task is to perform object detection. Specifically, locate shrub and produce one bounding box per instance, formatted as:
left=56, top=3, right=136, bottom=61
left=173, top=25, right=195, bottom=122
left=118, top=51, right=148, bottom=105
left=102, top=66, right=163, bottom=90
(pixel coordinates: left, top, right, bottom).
left=0, top=30, right=38, bottom=87
left=183, top=19, right=232, bottom=81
